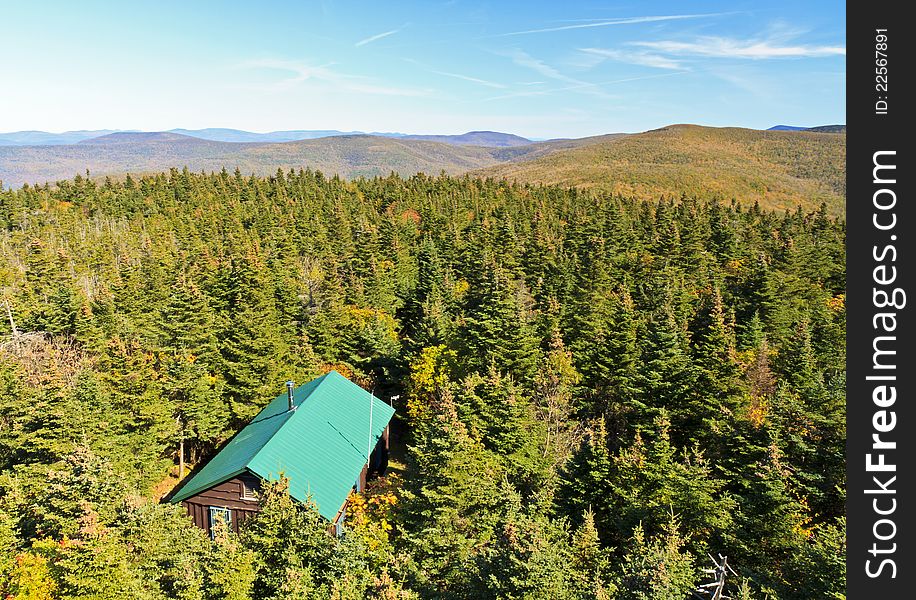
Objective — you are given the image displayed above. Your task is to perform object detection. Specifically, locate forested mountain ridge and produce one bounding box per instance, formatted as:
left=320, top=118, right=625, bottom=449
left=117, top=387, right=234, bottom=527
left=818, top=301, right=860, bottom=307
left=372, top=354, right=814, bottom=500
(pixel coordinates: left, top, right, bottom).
left=0, top=168, right=845, bottom=598
left=0, top=134, right=520, bottom=189
left=76, top=132, right=210, bottom=145
left=1, top=125, right=845, bottom=217
left=399, top=131, right=532, bottom=147
left=475, top=124, right=846, bottom=216
left=0, top=130, right=124, bottom=146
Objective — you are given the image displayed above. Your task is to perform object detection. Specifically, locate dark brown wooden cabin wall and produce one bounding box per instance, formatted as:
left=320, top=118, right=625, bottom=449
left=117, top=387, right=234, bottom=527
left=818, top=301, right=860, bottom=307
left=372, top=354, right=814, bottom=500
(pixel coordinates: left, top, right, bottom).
left=180, top=451, right=391, bottom=535
left=235, top=508, right=257, bottom=529
left=180, top=475, right=262, bottom=533
left=358, top=464, right=367, bottom=493
left=186, top=477, right=260, bottom=508
left=182, top=500, right=258, bottom=534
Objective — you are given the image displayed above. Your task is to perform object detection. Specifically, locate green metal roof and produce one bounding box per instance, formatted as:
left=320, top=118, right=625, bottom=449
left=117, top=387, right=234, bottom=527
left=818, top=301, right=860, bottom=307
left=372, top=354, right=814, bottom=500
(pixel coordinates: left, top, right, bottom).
left=170, top=371, right=395, bottom=520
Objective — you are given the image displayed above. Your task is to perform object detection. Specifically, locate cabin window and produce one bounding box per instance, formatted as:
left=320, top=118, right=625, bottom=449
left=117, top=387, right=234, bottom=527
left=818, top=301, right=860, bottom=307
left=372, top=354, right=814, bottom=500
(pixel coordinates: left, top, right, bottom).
left=208, top=506, right=232, bottom=538
left=241, top=478, right=259, bottom=500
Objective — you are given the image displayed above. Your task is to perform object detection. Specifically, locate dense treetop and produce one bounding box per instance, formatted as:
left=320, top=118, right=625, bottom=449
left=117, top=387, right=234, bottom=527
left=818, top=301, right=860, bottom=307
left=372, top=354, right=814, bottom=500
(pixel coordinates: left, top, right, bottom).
left=0, top=168, right=844, bottom=598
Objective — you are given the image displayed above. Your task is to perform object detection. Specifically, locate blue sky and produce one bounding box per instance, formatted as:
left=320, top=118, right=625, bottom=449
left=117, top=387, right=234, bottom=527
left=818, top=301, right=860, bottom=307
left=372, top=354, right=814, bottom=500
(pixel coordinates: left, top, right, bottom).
left=1, top=1, right=845, bottom=138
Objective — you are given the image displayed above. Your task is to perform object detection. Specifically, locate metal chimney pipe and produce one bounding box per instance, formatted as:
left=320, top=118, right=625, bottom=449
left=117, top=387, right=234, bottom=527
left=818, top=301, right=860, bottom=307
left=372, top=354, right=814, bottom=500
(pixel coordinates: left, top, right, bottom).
left=286, top=381, right=295, bottom=411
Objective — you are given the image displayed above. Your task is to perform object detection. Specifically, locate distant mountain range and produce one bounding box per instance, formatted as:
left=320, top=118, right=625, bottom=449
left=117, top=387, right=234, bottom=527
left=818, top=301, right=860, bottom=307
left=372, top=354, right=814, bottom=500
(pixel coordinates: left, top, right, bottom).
left=1, top=124, right=845, bottom=147
left=0, top=125, right=846, bottom=215
left=0, top=128, right=533, bottom=147
left=0, top=130, right=124, bottom=146
left=399, top=131, right=532, bottom=147
left=77, top=132, right=209, bottom=145
left=0, top=132, right=542, bottom=188
left=768, top=124, right=846, bottom=133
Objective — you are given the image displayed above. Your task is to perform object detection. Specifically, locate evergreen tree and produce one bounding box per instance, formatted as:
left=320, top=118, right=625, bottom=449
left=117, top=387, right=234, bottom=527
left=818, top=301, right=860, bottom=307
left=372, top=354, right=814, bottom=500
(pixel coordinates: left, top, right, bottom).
left=159, top=273, right=227, bottom=454
left=615, top=519, right=697, bottom=600
left=0, top=170, right=847, bottom=597
left=240, top=478, right=334, bottom=599
left=535, top=326, right=582, bottom=465
left=572, top=289, right=641, bottom=429
left=477, top=484, right=583, bottom=600
left=218, top=256, right=287, bottom=423
left=398, top=382, right=503, bottom=596
left=459, top=369, right=548, bottom=493
left=555, top=421, right=611, bottom=536
left=204, top=522, right=256, bottom=600
left=20, top=445, right=125, bottom=541
left=636, top=304, right=695, bottom=435
left=775, top=318, right=825, bottom=399
left=459, top=264, right=539, bottom=385
left=569, top=508, right=614, bottom=599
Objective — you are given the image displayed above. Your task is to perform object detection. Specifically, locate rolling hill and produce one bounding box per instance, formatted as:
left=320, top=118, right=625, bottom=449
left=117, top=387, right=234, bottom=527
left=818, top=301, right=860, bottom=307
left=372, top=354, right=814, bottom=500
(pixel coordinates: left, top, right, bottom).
left=0, top=125, right=845, bottom=215
left=0, top=133, right=255, bottom=187
left=400, top=131, right=532, bottom=147
left=474, top=125, right=846, bottom=215
left=0, top=130, right=126, bottom=146
left=167, top=128, right=359, bottom=143
left=0, top=133, right=541, bottom=188
left=77, top=132, right=212, bottom=145
left=805, top=125, right=846, bottom=134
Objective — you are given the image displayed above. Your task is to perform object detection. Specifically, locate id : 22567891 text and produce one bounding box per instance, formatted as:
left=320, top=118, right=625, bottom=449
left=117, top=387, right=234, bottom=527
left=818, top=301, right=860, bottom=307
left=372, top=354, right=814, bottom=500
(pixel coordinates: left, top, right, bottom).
left=875, top=29, right=889, bottom=114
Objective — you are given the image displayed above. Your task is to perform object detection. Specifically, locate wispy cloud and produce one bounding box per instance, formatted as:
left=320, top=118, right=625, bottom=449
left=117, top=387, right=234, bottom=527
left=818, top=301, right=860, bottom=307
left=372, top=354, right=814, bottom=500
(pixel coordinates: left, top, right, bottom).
left=633, top=37, right=846, bottom=59
left=237, top=58, right=430, bottom=97
left=495, top=13, right=730, bottom=36
left=579, top=48, right=684, bottom=70
left=402, top=58, right=507, bottom=89
left=506, top=49, right=582, bottom=85
left=707, top=69, right=775, bottom=97
left=355, top=28, right=401, bottom=47
left=430, top=69, right=507, bottom=89
left=484, top=70, right=688, bottom=102
left=504, top=48, right=614, bottom=99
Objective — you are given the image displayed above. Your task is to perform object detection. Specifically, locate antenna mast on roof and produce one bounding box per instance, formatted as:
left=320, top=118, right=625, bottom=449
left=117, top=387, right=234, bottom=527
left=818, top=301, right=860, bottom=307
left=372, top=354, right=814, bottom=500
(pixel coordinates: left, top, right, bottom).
left=367, top=388, right=374, bottom=473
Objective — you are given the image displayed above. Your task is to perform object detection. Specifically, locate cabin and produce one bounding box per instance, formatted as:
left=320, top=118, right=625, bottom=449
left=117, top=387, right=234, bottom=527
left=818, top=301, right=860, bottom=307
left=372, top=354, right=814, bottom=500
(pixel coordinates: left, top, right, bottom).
left=169, top=370, right=394, bottom=537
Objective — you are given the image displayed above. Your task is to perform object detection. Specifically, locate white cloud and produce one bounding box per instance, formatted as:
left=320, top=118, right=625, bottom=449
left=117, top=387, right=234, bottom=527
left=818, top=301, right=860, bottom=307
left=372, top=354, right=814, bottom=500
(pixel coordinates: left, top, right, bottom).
left=402, top=58, right=507, bottom=90
left=579, top=48, right=684, bottom=70
left=355, top=28, right=401, bottom=47
left=430, top=69, right=507, bottom=89
left=237, top=58, right=430, bottom=97
left=484, top=70, right=687, bottom=102
left=503, top=49, right=615, bottom=100
left=496, top=13, right=729, bottom=36
left=633, top=37, right=846, bottom=59
left=506, top=49, right=581, bottom=85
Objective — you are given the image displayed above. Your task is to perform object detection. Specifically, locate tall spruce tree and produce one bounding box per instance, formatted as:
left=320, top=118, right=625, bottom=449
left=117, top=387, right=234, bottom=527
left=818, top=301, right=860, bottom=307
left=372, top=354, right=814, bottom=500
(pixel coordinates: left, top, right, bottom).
left=459, top=264, right=539, bottom=385
left=218, top=255, right=287, bottom=423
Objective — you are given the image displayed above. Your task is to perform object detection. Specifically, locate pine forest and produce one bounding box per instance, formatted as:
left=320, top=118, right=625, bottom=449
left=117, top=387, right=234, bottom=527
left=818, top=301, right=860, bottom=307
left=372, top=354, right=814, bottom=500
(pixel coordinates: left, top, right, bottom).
left=0, top=168, right=845, bottom=599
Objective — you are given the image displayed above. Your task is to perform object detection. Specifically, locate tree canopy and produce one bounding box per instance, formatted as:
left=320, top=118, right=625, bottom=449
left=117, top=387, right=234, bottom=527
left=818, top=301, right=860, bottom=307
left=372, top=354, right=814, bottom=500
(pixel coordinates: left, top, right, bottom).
left=0, top=169, right=845, bottom=598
